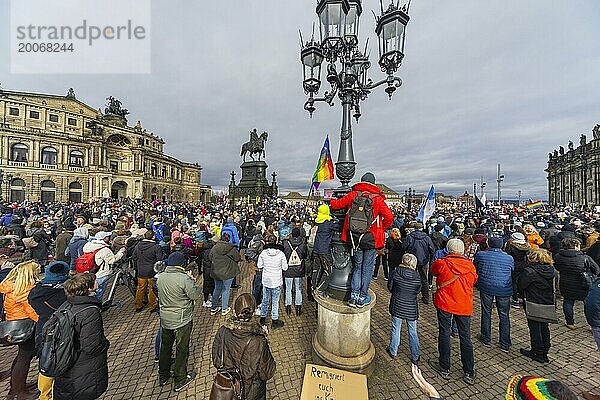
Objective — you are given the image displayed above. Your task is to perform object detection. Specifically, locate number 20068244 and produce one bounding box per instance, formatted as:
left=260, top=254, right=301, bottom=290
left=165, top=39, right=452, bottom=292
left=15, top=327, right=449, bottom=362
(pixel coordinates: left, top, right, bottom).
left=18, top=42, right=74, bottom=52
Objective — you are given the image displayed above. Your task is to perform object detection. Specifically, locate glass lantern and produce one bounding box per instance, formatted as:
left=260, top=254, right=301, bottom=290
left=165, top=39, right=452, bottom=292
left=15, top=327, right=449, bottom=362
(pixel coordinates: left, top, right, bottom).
left=375, top=3, right=409, bottom=74
left=345, top=0, right=362, bottom=45
left=301, top=40, right=324, bottom=94
left=316, top=0, right=350, bottom=47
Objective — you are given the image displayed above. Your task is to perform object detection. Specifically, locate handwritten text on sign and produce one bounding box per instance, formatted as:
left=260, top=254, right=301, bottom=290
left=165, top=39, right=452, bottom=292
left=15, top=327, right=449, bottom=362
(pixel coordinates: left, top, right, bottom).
left=300, top=364, right=368, bottom=400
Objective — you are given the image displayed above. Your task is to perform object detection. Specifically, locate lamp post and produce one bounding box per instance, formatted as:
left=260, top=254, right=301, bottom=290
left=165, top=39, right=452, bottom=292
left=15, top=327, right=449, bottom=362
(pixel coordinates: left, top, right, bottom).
left=497, top=164, right=504, bottom=206
left=301, top=0, right=410, bottom=189
left=300, top=0, right=411, bottom=373
left=0, top=169, right=4, bottom=202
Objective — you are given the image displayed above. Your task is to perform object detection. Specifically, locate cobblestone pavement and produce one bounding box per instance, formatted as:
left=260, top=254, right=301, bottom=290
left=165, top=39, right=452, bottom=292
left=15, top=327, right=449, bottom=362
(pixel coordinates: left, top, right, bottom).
left=1, top=261, right=599, bottom=399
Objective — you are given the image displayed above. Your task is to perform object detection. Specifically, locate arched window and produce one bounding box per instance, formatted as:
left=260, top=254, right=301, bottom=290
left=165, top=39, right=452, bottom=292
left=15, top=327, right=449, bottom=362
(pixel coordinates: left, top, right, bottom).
left=40, top=180, right=56, bottom=203
left=69, top=150, right=84, bottom=167
left=41, top=146, right=58, bottom=165
left=151, top=163, right=157, bottom=178
left=10, top=178, right=25, bottom=203
left=68, top=181, right=83, bottom=203
left=162, top=166, right=167, bottom=178
left=11, top=143, right=28, bottom=162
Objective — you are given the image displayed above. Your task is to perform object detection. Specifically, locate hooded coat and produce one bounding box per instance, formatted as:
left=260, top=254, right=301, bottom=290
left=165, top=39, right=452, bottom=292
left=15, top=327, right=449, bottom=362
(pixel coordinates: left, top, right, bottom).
left=431, top=254, right=478, bottom=316
left=209, top=240, right=241, bottom=281
left=549, top=227, right=576, bottom=255
left=0, top=279, right=38, bottom=322
left=28, top=281, right=67, bottom=348
left=212, top=319, right=276, bottom=400
left=329, top=181, right=394, bottom=249
left=53, top=296, right=109, bottom=400
left=221, top=222, right=241, bottom=248
left=133, top=239, right=165, bottom=279
left=554, top=249, right=600, bottom=301
left=282, top=236, right=308, bottom=278
left=505, top=241, right=531, bottom=280
left=387, top=266, right=421, bottom=320
left=258, top=244, right=288, bottom=289
left=402, top=230, right=436, bottom=267
left=517, top=264, right=555, bottom=306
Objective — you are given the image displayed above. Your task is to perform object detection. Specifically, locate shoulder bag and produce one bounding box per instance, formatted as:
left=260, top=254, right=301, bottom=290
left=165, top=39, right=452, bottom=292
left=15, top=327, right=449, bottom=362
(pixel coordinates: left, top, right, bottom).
left=209, top=331, right=253, bottom=400
left=524, top=269, right=558, bottom=324
left=0, top=318, right=35, bottom=346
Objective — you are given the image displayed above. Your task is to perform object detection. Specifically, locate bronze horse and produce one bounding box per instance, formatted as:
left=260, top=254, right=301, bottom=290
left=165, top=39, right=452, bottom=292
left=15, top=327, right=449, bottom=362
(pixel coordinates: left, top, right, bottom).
left=240, top=130, right=268, bottom=162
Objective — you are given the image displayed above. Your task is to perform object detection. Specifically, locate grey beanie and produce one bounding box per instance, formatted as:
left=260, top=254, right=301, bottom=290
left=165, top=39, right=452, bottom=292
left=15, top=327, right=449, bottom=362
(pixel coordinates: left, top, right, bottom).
left=446, top=238, right=465, bottom=254
left=360, top=172, right=376, bottom=184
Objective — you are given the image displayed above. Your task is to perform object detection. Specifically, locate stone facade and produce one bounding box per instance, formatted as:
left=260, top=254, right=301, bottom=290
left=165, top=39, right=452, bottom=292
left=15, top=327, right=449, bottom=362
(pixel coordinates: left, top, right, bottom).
left=546, top=124, right=600, bottom=206
left=0, top=88, right=210, bottom=203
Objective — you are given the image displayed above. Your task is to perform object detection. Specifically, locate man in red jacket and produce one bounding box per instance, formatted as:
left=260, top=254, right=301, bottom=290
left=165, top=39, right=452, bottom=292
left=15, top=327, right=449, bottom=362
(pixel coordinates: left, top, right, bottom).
left=330, top=172, right=393, bottom=307
left=428, top=238, right=478, bottom=386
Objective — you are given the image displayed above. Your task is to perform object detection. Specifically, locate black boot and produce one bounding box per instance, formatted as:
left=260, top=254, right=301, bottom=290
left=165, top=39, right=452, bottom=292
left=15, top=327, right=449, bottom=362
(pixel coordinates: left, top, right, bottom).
left=272, top=319, right=284, bottom=329
left=296, top=305, right=302, bottom=316
left=285, top=305, right=292, bottom=315
left=520, top=348, right=546, bottom=363
left=307, top=277, right=315, bottom=302
left=259, top=317, right=266, bottom=326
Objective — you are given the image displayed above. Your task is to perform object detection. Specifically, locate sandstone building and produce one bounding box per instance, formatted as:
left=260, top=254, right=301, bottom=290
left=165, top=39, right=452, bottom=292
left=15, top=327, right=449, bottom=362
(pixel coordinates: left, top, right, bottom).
left=546, top=124, right=600, bottom=206
left=0, top=87, right=210, bottom=203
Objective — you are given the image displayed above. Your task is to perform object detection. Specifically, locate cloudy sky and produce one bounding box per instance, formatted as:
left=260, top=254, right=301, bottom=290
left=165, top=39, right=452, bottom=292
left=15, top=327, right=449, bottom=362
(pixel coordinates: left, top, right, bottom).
left=2, top=0, right=599, bottom=200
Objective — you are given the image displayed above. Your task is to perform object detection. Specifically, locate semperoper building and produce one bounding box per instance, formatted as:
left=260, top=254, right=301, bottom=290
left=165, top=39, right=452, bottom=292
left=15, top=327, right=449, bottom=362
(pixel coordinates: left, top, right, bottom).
left=546, top=124, right=600, bottom=207
left=0, top=87, right=210, bottom=203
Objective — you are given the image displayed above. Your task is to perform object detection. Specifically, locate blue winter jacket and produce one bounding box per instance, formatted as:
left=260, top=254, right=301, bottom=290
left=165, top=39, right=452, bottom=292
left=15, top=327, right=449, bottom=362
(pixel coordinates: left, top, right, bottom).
left=313, top=220, right=334, bottom=255
left=221, top=222, right=240, bottom=248
left=473, top=248, right=514, bottom=297
left=584, top=277, right=600, bottom=327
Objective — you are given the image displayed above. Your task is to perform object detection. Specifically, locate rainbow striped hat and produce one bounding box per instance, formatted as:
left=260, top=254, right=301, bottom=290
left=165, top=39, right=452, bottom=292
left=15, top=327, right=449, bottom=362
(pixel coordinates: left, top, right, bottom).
left=506, top=375, right=575, bottom=400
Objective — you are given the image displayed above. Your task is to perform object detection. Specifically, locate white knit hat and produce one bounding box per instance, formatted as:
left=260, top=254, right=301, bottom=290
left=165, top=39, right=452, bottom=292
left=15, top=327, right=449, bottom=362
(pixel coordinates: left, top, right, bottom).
left=446, top=238, right=465, bottom=254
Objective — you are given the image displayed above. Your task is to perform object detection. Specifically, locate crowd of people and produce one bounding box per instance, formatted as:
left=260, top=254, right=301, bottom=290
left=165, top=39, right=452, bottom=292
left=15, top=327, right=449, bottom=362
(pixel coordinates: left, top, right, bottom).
left=0, top=172, right=599, bottom=400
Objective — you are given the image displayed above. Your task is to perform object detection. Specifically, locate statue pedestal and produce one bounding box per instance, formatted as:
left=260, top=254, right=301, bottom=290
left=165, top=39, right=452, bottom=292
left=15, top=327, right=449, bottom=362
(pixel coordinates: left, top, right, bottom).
left=229, top=161, right=277, bottom=199
left=312, top=290, right=376, bottom=374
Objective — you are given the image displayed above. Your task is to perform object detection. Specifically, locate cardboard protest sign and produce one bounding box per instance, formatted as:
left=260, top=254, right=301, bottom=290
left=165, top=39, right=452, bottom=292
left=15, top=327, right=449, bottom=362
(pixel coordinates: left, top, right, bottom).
left=300, top=364, right=368, bottom=400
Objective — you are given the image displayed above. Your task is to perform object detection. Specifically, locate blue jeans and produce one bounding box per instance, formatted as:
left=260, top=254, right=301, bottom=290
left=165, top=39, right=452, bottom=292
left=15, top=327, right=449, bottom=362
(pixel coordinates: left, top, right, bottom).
left=94, top=275, right=110, bottom=300
left=351, top=248, right=377, bottom=299
left=436, top=308, right=474, bottom=375
left=252, top=270, right=263, bottom=306
left=562, top=298, right=575, bottom=325
left=211, top=278, right=234, bottom=311
left=480, top=292, right=511, bottom=349
left=389, top=317, right=420, bottom=361
left=261, top=286, right=281, bottom=320
left=155, top=325, right=162, bottom=359
left=284, top=277, right=303, bottom=306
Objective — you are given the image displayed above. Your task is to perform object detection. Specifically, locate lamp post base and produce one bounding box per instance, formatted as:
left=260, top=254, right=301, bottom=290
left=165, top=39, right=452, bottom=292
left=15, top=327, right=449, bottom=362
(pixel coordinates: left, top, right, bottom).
left=312, top=290, right=376, bottom=375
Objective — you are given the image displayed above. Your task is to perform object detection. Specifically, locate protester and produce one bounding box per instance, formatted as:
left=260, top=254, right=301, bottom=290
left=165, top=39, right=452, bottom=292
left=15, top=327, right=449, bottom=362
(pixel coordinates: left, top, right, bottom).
left=330, top=172, right=394, bottom=308
left=0, top=260, right=39, bottom=399
left=52, top=273, right=109, bottom=400
left=311, top=204, right=334, bottom=298
left=28, top=261, right=69, bottom=400
left=429, top=239, right=478, bottom=385
left=403, top=222, right=436, bottom=304
left=505, top=375, right=578, bottom=400
left=133, top=230, right=164, bottom=313
left=66, top=227, right=89, bottom=272
left=553, top=237, right=600, bottom=329
left=26, top=220, right=52, bottom=270
left=387, top=253, right=421, bottom=364
left=473, top=236, right=514, bottom=352
left=505, top=232, right=531, bottom=309
left=518, top=248, right=555, bottom=363
left=201, top=236, right=216, bottom=307
left=81, top=230, right=126, bottom=299
left=247, top=232, right=265, bottom=310
left=258, top=234, right=288, bottom=329
left=282, top=227, right=308, bottom=316
left=157, top=251, right=201, bottom=391
left=386, top=228, right=404, bottom=276
left=523, top=224, right=544, bottom=249
left=211, top=293, right=276, bottom=400
left=54, top=222, right=75, bottom=264
left=209, top=232, right=241, bottom=316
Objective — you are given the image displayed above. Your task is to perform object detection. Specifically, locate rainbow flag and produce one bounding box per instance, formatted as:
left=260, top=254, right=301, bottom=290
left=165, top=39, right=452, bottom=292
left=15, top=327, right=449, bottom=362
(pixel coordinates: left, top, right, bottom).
left=525, top=200, right=543, bottom=209
left=312, top=135, right=335, bottom=189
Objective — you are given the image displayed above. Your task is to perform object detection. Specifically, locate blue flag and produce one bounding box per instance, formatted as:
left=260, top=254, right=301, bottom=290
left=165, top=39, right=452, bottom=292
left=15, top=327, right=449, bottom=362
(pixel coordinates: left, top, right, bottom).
left=417, top=185, right=436, bottom=224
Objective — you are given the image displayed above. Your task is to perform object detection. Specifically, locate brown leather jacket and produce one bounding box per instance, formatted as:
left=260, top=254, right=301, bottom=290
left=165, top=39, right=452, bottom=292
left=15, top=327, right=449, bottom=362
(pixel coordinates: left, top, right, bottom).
left=212, top=319, right=276, bottom=400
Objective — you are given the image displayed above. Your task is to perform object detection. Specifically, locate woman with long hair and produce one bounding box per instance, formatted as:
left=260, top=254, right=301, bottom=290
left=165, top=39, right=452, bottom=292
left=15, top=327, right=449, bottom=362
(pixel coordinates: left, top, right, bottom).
left=518, top=248, right=555, bottom=363
left=0, top=260, right=40, bottom=399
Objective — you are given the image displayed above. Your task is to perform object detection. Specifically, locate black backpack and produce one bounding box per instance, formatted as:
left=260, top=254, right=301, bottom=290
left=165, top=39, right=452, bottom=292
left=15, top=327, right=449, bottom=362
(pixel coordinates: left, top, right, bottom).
left=347, top=191, right=378, bottom=235
left=38, top=302, right=98, bottom=377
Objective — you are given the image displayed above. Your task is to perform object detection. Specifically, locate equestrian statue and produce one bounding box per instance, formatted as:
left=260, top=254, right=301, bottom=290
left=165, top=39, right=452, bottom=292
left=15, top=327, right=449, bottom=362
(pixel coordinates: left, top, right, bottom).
left=240, top=129, right=268, bottom=162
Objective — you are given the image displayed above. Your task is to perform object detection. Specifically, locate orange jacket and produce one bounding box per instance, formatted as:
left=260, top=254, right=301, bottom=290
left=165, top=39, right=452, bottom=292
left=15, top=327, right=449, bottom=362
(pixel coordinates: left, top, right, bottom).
left=0, top=280, right=39, bottom=322
left=431, top=254, right=478, bottom=316
left=526, top=233, right=544, bottom=249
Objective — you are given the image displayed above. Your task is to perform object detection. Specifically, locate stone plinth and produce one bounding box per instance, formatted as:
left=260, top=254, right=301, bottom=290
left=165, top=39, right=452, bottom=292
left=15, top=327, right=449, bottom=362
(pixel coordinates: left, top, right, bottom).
left=312, top=289, right=376, bottom=374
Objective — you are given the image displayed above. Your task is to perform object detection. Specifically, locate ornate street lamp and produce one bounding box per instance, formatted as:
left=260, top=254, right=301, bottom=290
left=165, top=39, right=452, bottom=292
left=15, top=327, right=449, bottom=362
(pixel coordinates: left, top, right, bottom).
left=300, top=0, right=411, bottom=189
